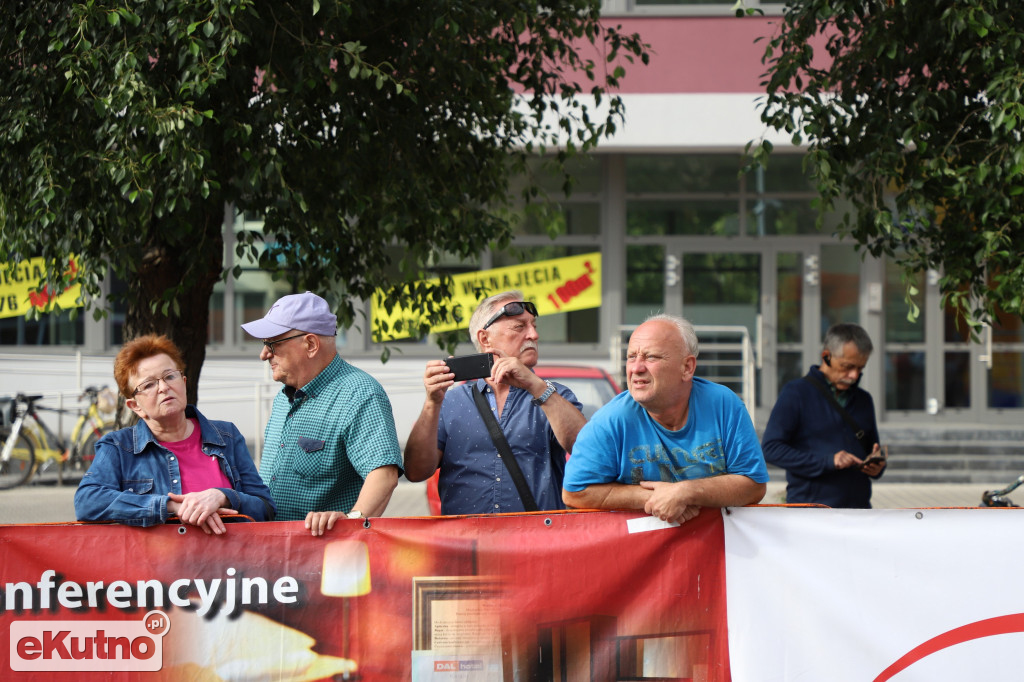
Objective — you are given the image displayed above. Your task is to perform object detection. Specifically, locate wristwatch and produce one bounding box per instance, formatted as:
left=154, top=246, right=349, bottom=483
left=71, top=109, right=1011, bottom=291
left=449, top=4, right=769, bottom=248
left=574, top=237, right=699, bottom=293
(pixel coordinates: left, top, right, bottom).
left=346, top=510, right=365, bottom=519
left=531, top=381, right=556, bottom=406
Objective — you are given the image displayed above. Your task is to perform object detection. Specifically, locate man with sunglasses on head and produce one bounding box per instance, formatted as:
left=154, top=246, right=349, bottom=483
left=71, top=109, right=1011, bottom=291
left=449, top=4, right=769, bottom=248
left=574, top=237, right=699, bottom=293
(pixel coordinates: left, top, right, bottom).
left=242, top=291, right=403, bottom=534
left=404, top=290, right=587, bottom=514
left=762, top=322, right=886, bottom=508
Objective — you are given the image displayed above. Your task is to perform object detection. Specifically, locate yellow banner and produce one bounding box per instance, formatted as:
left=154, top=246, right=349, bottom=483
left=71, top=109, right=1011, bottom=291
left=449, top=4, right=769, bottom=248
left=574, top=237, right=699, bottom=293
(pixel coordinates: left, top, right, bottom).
left=0, top=256, right=83, bottom=320
left=373, top=252, right=601, bottom=340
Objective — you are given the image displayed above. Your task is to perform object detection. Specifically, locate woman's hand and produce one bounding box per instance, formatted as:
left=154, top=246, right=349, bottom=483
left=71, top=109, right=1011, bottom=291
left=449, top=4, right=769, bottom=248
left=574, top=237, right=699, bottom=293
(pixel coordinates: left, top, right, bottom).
left=167, top=490, right=238, bottom=535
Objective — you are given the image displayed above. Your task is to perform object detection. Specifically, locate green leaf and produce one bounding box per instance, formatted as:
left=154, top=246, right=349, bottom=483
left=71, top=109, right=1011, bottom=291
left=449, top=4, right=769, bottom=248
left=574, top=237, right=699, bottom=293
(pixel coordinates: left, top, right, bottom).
left=0, top=0, right=650, bottom=370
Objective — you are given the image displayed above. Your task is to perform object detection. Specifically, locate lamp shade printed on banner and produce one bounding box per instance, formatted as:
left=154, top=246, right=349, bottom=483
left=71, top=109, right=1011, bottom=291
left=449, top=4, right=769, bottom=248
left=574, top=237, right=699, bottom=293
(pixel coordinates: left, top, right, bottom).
left=321, top=540, right=372, bottom=598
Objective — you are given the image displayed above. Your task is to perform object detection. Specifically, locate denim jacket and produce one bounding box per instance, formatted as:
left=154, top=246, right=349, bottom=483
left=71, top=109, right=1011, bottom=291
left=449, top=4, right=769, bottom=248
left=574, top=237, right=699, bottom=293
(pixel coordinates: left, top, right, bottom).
left=74, top=405, right=275, bottom=526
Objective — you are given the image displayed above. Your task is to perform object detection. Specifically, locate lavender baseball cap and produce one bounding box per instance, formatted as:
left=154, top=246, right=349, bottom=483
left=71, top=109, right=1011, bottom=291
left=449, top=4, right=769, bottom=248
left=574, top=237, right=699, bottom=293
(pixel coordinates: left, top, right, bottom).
left=241, top=291, right=338, bottom=338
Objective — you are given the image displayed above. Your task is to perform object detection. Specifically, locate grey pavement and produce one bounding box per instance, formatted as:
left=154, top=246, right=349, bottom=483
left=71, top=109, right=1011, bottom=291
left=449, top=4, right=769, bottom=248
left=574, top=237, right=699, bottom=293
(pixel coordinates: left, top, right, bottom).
left=761, top=480, right=994, bottom=508
left=0, top=478, right=1010, bottom=526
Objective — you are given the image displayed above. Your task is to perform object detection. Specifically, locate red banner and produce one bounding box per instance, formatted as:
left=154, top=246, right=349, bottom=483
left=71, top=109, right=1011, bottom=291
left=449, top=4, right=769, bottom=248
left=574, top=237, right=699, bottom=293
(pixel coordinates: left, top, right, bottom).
left=1, top=510, right=728, bottom=680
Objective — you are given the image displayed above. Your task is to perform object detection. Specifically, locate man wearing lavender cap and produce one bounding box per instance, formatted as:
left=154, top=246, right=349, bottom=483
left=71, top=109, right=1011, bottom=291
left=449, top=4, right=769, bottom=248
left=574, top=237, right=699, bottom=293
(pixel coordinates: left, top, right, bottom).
left=242, top=291, right=402, bottom=534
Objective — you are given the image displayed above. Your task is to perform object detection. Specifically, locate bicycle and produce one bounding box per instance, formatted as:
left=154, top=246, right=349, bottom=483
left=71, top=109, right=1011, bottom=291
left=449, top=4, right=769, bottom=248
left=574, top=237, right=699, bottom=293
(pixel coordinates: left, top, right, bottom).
left=981, top=475, right=1024, bottom=507
left=0, top=387, right=117, bottom=490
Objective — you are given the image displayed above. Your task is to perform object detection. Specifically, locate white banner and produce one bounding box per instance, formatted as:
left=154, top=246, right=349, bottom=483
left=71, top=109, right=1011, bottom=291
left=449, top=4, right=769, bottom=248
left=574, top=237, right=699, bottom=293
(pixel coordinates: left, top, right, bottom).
left=723, top=507, right=1024, bottom=681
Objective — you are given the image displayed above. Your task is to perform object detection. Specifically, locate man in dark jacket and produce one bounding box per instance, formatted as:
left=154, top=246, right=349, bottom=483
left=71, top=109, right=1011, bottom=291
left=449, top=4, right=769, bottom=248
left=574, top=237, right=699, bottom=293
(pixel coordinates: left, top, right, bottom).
left=762, top=323, right=886, bottom=508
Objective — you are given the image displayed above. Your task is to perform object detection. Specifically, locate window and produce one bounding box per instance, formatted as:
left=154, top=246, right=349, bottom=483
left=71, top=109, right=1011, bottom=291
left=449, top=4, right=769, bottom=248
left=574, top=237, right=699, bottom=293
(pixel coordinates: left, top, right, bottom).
left=513, top=156, right=601, bottom=236
left=625, top=153, right=824, bottom=237
left=883, top=257, right=925, bottom=409
left=819, top=244, right=859, bottom=329
left=625, top=245, right=665, bottom=325
left=601, top=0, right=785, bottom=16
left=0, top=310, right=82, bottom=346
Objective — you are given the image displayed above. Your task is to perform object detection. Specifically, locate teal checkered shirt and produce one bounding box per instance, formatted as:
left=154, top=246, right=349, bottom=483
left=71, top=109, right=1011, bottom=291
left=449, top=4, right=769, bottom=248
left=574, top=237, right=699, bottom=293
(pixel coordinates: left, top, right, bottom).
left=260, top=355, right=403, bottom=521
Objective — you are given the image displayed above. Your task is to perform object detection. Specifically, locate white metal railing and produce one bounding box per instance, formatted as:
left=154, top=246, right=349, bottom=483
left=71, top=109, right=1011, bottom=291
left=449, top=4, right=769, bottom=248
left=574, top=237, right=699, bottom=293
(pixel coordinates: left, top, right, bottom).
left=612, top=324, right=756, bottom=427
left=0, top=352, right=430, bottom=462
left=0, top=388, right=112, bottom=439
left=4, top=330, right=759, bottom=454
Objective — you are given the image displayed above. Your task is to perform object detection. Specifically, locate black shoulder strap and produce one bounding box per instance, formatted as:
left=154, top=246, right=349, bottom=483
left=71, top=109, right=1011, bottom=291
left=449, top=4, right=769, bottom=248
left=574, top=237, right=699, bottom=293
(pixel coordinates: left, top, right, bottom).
left=803, top=375, right=873, bottom=454
left=471, top=385, right=539, bottom=512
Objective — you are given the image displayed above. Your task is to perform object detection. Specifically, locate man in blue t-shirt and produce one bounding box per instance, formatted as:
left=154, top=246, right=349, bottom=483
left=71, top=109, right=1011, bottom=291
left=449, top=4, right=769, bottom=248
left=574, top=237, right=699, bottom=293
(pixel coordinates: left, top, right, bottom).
left=562, top=314, right=768, bottom=524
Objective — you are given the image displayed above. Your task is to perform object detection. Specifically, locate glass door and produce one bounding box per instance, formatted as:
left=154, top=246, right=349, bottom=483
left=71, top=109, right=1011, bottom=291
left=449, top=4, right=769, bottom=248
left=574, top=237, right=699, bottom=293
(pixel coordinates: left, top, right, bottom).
left=680, top=251, right=761, bottom=331
left=886, top=258, right=1024, bottom=423
left=679, top=250, right=762, bottom=417
left=883, top=259, right=927, bottom=414
left=672, top=243, right=811, bottom=424
left=979, top=308, right=1024, bottom=416
left=624, top=239, right=823, bottom=423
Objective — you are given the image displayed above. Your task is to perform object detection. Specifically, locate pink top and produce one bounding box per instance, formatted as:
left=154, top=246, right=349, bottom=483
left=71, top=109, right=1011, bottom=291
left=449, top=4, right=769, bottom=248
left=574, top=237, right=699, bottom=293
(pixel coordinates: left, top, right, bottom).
left=162, top=419, right=232, bottom=494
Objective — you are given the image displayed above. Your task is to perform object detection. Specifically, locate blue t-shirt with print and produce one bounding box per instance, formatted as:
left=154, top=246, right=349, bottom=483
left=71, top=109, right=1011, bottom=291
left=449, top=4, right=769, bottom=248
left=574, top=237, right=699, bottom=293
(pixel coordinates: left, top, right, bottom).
left=563, top=377, right=768, bottom=491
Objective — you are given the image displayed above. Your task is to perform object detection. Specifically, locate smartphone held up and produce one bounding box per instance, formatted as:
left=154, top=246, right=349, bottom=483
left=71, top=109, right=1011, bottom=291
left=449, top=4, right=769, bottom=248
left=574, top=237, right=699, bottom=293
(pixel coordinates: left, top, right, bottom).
left=445, top=353, right=495, bottom=382
left=860, top=444, right=888, bottom=469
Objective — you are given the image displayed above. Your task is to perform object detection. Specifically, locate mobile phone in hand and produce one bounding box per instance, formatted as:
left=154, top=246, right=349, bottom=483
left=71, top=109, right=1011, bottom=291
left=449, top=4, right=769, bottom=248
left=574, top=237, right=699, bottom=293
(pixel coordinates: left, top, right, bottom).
left=445, top=353, right=495, bottom=382
left=861, top=453, right=887, bottom=468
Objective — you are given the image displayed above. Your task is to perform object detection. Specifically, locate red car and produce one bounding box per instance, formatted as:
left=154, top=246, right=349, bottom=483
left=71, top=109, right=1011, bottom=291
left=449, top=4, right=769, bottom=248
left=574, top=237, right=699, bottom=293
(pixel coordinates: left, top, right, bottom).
left=424, top=364, right=622, bottom=515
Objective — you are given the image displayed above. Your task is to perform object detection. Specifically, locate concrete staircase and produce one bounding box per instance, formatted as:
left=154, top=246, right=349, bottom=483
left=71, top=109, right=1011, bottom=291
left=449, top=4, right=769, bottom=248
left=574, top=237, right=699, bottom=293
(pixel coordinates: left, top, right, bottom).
left=765, top=426, right=1024, bottom=485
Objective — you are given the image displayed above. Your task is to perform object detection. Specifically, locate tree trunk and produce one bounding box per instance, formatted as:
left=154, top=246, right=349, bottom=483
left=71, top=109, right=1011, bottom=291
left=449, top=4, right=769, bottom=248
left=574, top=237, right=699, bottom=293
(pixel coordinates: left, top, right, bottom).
left=122, top=207, right=225, bottom=407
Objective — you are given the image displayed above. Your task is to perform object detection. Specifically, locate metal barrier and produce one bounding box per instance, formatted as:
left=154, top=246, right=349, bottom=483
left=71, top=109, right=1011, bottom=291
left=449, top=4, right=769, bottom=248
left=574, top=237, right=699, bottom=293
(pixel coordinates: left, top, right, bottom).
left=4, top=333, right=758, bottom=456
left=0, top=352, right=430, bottom=463
left=0, top=388, right=107, bottom=440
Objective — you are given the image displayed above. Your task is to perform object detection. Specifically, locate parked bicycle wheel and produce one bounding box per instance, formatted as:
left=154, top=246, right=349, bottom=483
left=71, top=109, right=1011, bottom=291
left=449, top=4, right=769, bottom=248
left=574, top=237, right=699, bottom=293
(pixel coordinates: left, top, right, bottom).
left=0, top=429, right=35, bottom=489
left=67, top=425, right=113, bottom=475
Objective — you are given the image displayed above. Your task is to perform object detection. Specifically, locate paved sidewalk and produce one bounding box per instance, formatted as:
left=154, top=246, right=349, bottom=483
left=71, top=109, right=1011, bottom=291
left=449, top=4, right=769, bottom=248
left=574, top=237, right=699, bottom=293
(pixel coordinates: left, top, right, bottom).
left=1, top=478, right=1016, bottom=526
left=761, top=481, right=993, bottom=508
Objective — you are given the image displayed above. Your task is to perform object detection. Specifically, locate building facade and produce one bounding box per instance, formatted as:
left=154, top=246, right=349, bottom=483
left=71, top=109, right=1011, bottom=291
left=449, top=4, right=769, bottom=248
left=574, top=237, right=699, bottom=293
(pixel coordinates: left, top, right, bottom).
left=3, top=3, right=1022, bottom=428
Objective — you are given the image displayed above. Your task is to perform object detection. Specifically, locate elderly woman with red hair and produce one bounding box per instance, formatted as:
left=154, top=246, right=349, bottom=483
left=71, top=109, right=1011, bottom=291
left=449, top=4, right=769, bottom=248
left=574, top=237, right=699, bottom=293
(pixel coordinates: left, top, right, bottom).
left=75, top=334, right=274, bottom=533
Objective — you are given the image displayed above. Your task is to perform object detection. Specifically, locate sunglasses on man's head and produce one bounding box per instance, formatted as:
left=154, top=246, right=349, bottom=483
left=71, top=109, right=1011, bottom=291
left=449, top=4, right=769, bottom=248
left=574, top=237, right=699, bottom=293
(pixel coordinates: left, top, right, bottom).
left=482, top=301, right=538, bottom=330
